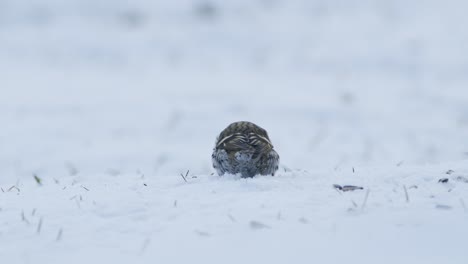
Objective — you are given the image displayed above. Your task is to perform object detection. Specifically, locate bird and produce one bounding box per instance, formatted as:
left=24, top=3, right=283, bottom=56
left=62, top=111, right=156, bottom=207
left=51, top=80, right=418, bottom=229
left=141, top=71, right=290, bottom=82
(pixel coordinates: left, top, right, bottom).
left=212, top=121, right=279, bottom=178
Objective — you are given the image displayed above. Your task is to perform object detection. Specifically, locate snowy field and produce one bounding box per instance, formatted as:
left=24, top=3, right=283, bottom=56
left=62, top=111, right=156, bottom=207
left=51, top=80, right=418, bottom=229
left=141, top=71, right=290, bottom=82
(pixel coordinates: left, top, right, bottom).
left=1, top=1, right=468, bottom=263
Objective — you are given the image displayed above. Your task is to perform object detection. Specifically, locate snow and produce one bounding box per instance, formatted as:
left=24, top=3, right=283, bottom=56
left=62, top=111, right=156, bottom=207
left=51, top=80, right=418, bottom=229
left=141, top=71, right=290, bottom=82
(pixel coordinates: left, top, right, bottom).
left=1, top=1, right=468, bottom=263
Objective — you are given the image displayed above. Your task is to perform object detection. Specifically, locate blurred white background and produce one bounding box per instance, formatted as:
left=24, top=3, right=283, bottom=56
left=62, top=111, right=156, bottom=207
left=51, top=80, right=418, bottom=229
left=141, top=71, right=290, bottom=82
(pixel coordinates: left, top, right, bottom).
left=1, top=0, right=468, bottom=180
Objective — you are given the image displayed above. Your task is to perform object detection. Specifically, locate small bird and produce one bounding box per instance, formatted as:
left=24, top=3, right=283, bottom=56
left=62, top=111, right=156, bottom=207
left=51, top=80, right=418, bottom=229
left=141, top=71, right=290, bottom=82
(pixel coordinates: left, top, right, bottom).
left=212, top=121, right=279, bottom=178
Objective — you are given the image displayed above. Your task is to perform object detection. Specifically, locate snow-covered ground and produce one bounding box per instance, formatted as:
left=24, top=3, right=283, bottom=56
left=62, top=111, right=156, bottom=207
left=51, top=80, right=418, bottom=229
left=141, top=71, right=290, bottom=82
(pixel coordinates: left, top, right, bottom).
left=1, top=1, right=468, bottom=263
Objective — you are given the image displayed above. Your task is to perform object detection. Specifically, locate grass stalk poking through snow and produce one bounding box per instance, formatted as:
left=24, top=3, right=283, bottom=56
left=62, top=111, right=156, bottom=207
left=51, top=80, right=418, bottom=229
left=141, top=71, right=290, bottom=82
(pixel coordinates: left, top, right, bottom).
left=404, top=185, right=410, bottom=203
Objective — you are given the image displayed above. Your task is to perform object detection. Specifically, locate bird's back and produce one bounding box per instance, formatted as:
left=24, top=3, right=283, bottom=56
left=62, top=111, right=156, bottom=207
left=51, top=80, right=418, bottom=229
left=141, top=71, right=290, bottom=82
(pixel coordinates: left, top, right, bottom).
left=212, top=121, right=279, bottom=177
left=216, top=121, right=273, bottom=155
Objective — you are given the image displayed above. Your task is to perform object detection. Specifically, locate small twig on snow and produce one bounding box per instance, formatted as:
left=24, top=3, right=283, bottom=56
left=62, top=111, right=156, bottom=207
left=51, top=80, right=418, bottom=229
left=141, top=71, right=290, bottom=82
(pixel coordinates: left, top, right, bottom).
left=56, top=228, right=63, bottom=241
left=21, top=210, right=30, bottom=224
left=249, top=220, right=271, bottom=230
left=8, top=186, right=20, bottom=192
left=361, top=189, right=370, bottom=210
left=277, top=211, right=282, bottom=220
left=37, top=218, right=43, bottom=234
left=140, top=237, right=151, bottom=254
left=180, top=170, right=189, bottom=182
left=227, top=214, right=237, bottom=222
left=403, top=185, right=409, bottom=203
left=33, top=174, right=42, bottom=186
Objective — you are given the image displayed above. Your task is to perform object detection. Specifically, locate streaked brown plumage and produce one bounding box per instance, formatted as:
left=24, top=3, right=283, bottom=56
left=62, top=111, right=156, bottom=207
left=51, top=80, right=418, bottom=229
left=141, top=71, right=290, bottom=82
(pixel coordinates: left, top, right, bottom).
left=212, top=121, right=279, bottom=178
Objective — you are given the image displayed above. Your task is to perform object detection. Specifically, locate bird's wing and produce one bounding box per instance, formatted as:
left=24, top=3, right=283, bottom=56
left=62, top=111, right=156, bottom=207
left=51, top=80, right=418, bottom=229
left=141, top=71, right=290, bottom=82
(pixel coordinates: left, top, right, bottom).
left=216, top=132, right=253, bottom=152
left=248, top=132, right=274, bottom=159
